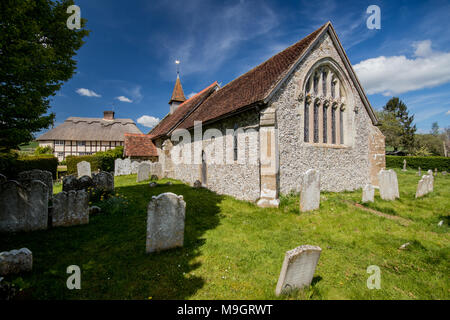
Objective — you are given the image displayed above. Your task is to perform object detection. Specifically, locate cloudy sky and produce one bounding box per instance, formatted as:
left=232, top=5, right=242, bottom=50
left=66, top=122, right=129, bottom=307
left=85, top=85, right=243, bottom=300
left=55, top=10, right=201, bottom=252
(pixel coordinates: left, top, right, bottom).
left=47, top=0, right=450, bottom=134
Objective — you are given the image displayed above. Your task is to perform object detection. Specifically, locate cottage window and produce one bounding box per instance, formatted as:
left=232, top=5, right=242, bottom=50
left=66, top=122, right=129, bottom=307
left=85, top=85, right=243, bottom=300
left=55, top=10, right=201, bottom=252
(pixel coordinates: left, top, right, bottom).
left=303, top=64, right=346, bottom=146
left=77, top=141, right=86, bottom=147
left=55, top=140, right=64, bottom=146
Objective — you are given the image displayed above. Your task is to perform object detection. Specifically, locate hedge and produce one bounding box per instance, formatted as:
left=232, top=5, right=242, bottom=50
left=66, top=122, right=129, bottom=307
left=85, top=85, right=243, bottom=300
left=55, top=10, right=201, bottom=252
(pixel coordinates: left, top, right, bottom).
left=386, top=155, right=450, bottom=171
left=66, top=146, right=124, bottom=175
left=0, top=153, right=58, bottom=179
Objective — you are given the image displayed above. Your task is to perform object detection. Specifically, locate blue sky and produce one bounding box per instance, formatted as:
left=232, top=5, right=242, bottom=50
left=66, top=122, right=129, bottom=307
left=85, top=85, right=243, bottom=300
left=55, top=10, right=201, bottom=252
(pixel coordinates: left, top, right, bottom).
left=46, top=0, right=450, bottom=135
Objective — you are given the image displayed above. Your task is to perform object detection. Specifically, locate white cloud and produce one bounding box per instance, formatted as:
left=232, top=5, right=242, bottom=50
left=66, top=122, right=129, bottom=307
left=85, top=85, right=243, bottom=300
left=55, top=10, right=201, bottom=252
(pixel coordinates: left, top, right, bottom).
left=115, top=96, right=133, bottom=103
left=124, top=85, right=143, bottom=103
left=446, top=110, right=450, bottom=115
left=354, top=40, right=450, bottom=95
left=76, top=88, right=101, bottom=98
left=137, top=115, right=160, bottom=128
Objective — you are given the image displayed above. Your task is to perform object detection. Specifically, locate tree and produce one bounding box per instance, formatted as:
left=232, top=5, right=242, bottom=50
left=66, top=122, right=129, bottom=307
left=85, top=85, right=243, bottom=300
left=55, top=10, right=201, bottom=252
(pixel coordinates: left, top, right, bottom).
left=414, top=134, right=444, bottom=156
left=34, top=145, right=53, bottom=155
left=383, top=97, right=416, bottom=152
left=431, top=122, right=439, bottom=136
left=0, top=0, right=89, bottom=153
left=376, top=110, right=403, bottom=151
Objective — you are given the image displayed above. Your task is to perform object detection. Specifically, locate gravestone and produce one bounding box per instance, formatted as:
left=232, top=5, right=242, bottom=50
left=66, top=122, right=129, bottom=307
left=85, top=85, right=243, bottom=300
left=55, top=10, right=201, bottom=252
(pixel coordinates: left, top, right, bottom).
left=63, top=175, right=79, bottom=192
left=146, top=192, right=186, bottom=253
left=426, top=174, right=434, bottom=192
left=52, top=190, right=89, bottom=227
left=78, top=175, right=93, bottom=190
left=443, top=171, right=447, bottom=176
left=0, top=174, right=7, bottom=184
left=378, top=169, right=399, bottom=201
left=77, top=161, right=91, bottom=178
left=18, top=169, right=53, bottom=199
left=402, top=159, right=407, bottom=171
left=114, top=158, right=132, bottom=176
left=92, top=171, right=114, bottom=192
left=0, top=180, right=48, bottom=233
left=137, top=163, right=151, bottom=182
left=275, top=245, right=322, bottom=296
left=0, top=248, right=33, bottom=276
left=415, top=175, right=430, bottom=198
left=193, top=180, right=202, bottom=189
left=362, top=184, right=374, bottom=203
left=417, top=167, right=421, bottom=176
left=300, top=169, right=320, bottom=212
left=131, top=161, right=140, bottom=174
left=434, top=168, right=437, bottom=176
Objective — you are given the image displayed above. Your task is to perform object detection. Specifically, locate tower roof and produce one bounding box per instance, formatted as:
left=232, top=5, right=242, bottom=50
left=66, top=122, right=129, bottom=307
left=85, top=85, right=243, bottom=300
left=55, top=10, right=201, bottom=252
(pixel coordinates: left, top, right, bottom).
left=169, top=76, right=186, bottom=104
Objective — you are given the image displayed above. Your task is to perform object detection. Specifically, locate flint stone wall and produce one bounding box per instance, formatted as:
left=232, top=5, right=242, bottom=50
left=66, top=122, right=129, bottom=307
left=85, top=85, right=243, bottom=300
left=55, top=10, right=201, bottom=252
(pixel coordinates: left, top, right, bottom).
left=0, top=248, right=33, bottom=276
left=274, top=32, right=383, bottom=194
left=146, top=192, right=186, bottom=253
left=52, top=190, right=89, bottom=227
left=0, top=180, right=48, bottom=233
left=18, top=169, right=53, bottom=199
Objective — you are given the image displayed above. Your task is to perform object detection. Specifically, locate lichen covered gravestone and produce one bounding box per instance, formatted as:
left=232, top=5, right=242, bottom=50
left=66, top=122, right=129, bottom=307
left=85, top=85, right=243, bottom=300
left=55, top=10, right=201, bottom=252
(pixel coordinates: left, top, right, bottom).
left=114, top=158, right=132, bottom=176
left=137, top=163, right=151, bottom=182
left=92, top=171, right=114, bottom=192
left=275, top=245, right=322, bottom=296
left=300, top=169, right=320, bottom=212
left=18, top=169, right=53, bottom=199
left=362, top=183, right=374, bottom=203
left=52, top=190, right=89, bottom=227
left=0, top=180, right=48, bottom=233
left=0, top=248, right=33, bottom=276
left=146, top=192, right=186, bottom=253
left=77, top=161, right=91, bottom=178
left=378, top=169, right=399, bottom=201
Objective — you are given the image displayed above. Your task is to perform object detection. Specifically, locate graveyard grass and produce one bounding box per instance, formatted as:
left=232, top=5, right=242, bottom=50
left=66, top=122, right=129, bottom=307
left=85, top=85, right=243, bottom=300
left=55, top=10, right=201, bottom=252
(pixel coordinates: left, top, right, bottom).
left=1, top=169, right=449, bottom=300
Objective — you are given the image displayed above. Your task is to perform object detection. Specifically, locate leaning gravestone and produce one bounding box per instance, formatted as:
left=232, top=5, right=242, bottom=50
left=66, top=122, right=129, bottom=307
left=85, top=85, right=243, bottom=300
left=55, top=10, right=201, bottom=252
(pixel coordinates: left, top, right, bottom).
left=52, top=190, right=89, bottom=227
left=0, top=248, right=33, bottom=276
left=137, top=163, right=151, bottom=182
left=18, top=169, right=53, bottom=199
left=415, top=175, right=430, bottom=198
left=0, top=174, right=7, bottom=184
left=275, top=245, right=322, bottom=296
left=92, top=171, right=114, bottom=192
left=77, top=161, right=91, bottom=178
left=300, top=169, right=320, bottom=212
left=146, top=192, right=186, bottom=253
left=0, top=180, right=48, bottom=233
left=378, top=169, right=399, bottom=201
left=362, top=184, right=374, bottom=203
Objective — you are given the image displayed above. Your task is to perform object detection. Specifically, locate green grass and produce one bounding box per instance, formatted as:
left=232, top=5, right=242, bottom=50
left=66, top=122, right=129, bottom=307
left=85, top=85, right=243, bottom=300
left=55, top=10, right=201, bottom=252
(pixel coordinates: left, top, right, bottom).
left=1, top=170, right=449, bottom=300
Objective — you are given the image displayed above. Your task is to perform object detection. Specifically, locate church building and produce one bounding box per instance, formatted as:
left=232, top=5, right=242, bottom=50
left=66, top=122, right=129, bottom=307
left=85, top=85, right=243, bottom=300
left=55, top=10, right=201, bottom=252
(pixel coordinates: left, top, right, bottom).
left=140, top=22, right=385, bottom=207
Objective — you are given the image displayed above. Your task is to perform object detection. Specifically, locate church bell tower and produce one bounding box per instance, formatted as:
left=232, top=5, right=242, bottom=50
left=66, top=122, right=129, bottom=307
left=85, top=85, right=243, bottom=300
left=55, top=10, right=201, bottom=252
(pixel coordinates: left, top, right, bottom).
left=169, top=60, right=186, bottom=114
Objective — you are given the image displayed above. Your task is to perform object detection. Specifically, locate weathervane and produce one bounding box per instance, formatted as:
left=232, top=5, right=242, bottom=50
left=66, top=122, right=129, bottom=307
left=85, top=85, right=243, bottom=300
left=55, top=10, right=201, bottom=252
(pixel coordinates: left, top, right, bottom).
left=175, top=59, right=180, bottom=77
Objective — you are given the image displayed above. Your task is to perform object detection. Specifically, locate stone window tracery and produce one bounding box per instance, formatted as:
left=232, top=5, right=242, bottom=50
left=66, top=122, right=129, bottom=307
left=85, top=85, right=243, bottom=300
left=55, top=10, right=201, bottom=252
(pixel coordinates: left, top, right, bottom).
left=303, top=63, right=347, bottom=146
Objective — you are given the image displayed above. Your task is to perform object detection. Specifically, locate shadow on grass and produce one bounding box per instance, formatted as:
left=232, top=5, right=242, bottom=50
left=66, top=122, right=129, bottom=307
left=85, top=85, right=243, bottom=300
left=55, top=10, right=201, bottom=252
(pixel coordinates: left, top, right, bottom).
left=0, top=180, right=224, bottom=300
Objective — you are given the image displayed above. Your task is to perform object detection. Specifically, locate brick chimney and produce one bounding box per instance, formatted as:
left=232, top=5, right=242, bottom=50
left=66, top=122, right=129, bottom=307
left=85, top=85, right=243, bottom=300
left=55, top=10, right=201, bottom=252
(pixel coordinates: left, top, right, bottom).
left=103, top=111, right=115, bottom=120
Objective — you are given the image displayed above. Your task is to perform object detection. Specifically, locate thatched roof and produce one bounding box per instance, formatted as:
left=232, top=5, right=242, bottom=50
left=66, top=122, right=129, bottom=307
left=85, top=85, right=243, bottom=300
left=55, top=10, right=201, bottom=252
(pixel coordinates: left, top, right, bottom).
left=37, top=117, right=142, bottom=141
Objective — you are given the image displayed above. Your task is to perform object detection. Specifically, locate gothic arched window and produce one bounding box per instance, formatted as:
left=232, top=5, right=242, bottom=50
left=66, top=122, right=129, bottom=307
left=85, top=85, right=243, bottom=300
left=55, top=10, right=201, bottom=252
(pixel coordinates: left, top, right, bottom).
left=303, top=63, right=347, bottom=146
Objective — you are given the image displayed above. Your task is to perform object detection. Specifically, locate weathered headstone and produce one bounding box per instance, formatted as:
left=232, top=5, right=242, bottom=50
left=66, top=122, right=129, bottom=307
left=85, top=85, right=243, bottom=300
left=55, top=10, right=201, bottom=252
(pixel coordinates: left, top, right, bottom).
left=0, top=180, right=48, bottom=233
left=18, top=169, right=53, bottom=199
left=275, top=245, right=322, bottom=296
left=193, top=180, right=202, bottom=189
left=146, top=192, right=186, bottom=253
left=362, top=183, right=374, bottom=203
left=415, top=175, right=430, bottom=198
left=92, top=171, right=114, bottom=192
left=417, top=167, right=421, bottom=176
left=114, top=158, right=132, bottom=176
left=63, top=175, right=79, bottom=192
left=77, top=161, right=91, bottom=178
left=300, top=169, right=320, bottom=212
left=0, top=174, right=7, bottom=185
left=0, top=248, right=33, bottom=276
left=378, top=169, right=399, bottom=201
left=52, top=190, right=89, bottom=227
left=426, top=174, right=434, bottom=193
left=434, top=168, right=437, bottom=176
left=78, top=175, right=93, bottom=191
left=402, top=159, right=407, bottom=171
left=137, top=163, right=151, bottom=182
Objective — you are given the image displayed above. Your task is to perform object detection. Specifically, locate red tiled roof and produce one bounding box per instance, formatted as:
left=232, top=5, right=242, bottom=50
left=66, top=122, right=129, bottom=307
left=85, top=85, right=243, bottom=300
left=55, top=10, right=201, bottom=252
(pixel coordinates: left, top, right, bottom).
left=149, top=82, right=219, bottom=138
left=169, top=76, right=186, bottom=104
left=124, top=133, right=158, bottom=157
left=176, top=23, right=327, bottom=130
